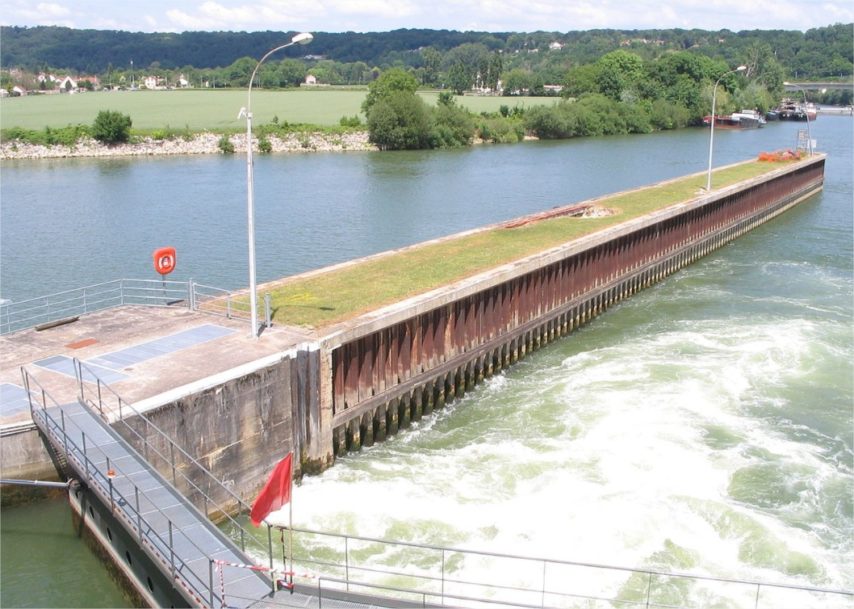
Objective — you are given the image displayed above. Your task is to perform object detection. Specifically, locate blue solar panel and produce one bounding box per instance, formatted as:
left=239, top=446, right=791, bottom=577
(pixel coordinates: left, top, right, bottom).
left=86, top=324, right=234, bottom=370
left=33, top=355, right=128, bottom=384
left=0, top=383, right=33, bottom=417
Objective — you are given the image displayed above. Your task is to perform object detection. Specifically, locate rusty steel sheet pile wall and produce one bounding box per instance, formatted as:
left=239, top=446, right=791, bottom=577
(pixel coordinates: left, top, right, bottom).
left=320, top=157, right=824, bottom=458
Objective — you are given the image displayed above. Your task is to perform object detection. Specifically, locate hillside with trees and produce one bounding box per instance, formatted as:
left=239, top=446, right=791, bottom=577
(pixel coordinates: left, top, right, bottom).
left=1, top=24, right=851, bottom=88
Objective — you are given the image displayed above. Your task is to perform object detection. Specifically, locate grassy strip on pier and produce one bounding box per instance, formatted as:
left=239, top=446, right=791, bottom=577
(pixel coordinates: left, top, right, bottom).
left=244, top=160, right=795, bottom=328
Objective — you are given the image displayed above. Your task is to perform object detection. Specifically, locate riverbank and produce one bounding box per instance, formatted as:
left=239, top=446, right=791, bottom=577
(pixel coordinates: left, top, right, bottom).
left=0, top=130, right=376, bottom=160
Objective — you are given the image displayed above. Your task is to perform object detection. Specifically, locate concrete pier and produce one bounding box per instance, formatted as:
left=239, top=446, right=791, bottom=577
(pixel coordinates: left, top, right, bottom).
left=1, top=154, right=825, bottom=513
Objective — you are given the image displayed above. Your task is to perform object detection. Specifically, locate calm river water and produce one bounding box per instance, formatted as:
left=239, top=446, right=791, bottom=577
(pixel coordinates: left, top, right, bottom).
left=1, top=117, right=852, bottom=607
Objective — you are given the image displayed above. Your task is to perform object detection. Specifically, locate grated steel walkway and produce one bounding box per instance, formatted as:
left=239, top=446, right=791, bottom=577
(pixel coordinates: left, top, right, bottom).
left=30, top=395, right=272, bottom=608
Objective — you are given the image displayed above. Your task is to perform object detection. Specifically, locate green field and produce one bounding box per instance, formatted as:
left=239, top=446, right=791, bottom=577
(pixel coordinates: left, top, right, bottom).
left=0, top=89, right=558, bottom=131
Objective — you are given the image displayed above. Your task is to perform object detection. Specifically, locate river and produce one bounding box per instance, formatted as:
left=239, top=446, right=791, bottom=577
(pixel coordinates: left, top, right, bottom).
left=1, top=117, right=851, bottom=607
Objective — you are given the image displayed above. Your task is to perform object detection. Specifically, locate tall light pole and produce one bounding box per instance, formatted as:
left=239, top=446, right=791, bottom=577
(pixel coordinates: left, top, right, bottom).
left=243, top=32, right=313, bottom=338
left=784, top=81, right=813, bottom=156
left=706, top=65, right=747, bottom=192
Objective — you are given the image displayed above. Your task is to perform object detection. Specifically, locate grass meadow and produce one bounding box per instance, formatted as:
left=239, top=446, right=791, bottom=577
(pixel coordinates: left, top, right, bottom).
left=0, top=88, right=558, bottom=131
left=243, top=160, right=786, bottom=328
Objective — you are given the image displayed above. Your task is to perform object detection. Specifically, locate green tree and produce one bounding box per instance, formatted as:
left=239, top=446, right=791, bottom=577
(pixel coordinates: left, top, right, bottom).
left=367, top=91, right=431, bottom=150
left=447, top=62, right=471, bottom=94
left=362, top=67, right=419, bottom=114
left=91, top=110, right=132, bottom=144
left=596, top=50, right=645, bottom=101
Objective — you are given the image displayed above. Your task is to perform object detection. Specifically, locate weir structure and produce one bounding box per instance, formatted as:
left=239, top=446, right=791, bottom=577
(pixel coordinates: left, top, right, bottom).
left=310, top=154, right=826, bottom=467
left=2, top=153, right=845, bottom=608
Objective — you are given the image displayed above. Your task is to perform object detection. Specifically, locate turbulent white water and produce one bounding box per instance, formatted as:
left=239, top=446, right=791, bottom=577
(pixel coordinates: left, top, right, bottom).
left=268, top=209, right=853, bottom=607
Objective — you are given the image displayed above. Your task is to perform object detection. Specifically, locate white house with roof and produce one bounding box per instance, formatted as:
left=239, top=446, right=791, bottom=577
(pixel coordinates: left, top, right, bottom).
left=57, top=76, right=77, bottom=92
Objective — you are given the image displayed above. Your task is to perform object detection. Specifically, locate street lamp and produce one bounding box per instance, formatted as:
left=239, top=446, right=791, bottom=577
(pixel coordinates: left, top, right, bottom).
left=242, top=32, right=313, bottom=338
left=784, top=81, right=813, bottom=156
left=706, top=65, right=747, bottom=192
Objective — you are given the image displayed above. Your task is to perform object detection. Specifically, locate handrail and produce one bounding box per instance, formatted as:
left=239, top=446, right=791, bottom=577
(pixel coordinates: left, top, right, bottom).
left=282, top=526, right=854, bottom=609
left=0, top=278, right=193, bottom=334
left=73, top=358, right=275, bottom=570
left=21, top=368, right=222, bottom=608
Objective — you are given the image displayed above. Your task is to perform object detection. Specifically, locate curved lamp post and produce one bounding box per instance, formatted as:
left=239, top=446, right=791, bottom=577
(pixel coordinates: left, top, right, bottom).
left=784, top=81, right=813, bottom=156
left=706, top=65, right=747, bottom=192
left=243, top=32, right=313, bottom=337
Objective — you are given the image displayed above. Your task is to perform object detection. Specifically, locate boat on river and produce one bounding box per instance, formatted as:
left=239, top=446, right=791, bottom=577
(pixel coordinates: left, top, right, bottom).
left=777, top=98, right=818, bottom=121
left=703, top=110, right=764, bottom=129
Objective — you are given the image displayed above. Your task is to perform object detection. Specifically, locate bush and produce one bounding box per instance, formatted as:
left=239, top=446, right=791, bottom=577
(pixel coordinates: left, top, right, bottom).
left=430, top=97, right=475, bottom=147
left=218, top=134, right=235, bottom=154
left=339, top=115, right=362, bottom=127
left=367, top=91, right=431, bottom=150
left=258, top=134, right=272, bottom=154
left=91, top=110, right=132, bottom=144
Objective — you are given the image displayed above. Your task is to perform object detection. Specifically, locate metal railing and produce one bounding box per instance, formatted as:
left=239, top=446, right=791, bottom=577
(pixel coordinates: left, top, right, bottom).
left=73, top=358, right=278, bottom=577
left=0, top=278, right=271, bottom=335
left=277, top=527, right=854, bottom=609
left=0, top=279, right=190, bottom=334
left=21, top=367, right=232, bottom=608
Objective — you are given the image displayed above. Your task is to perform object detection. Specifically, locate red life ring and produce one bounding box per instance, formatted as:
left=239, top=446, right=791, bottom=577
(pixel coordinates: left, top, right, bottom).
left=153, top=246, right=177, bottom=275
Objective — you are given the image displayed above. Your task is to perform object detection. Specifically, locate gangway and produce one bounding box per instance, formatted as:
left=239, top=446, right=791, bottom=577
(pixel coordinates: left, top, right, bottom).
left=21, top=367, right=274, bottom=609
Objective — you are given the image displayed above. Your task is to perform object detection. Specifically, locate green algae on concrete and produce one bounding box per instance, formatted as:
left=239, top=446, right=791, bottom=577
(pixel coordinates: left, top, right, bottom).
left=243, top=159, right=801, bottom=329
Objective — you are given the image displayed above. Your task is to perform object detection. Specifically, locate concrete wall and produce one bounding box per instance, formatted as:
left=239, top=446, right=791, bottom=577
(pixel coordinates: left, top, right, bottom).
left=314, top=156, right=825, bottom=460
left=2, top=156, right=824, bottom=510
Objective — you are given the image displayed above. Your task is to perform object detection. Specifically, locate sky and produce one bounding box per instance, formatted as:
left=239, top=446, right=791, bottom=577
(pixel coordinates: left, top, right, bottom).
left=1, top=0, right=852, bottom=34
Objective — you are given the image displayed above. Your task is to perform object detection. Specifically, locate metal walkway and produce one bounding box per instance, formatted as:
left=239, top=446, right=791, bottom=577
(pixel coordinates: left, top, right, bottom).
left=23, top=369, right=273, bottom=609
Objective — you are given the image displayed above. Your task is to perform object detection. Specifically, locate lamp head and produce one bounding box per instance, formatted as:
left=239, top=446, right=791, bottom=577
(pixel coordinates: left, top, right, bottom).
left=291, top=32, right=313, bottom=45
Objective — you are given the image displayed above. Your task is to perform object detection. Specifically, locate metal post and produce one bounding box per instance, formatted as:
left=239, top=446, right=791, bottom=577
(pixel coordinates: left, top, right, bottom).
left=170, top=442, right=177, bottom=485
left=265, top=293, right=272, bottom=329
left=244, top=33, right=312, bottom=339
left=61, top=410, right=69, bottom=463
left=441, top=548, right=445, bottom=603
left=107, top=456, right=114, bottom=512
left=227, top=294, right=232, bottom=319
left=706, top=66, right=745, bottom=191
left=96, top=379, right=103, bottom=417
left=754, top=583, right=761, bottom=609
left=135, top=486, right=142, bottom=543
left=345, top=536, right=350, bottom=592
left=188, top=278, right=194, bottom=310
left=83, top=433, right=90, bottom=482
left=21, top=369, right=33, bottom=418
left=541, top=561, right=547, bottom=607
left=169, top=521, right=176, bottom=579
left=74, top=359, right=83, bottom=402
left=646, top=572, right=653, bottom=608
left=209, top=559, right=215, bottom=609
left=267, top=525, right=275, bottom=594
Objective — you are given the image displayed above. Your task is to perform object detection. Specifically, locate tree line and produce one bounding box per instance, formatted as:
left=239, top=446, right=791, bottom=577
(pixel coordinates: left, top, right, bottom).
left=1, top=24, right=851, bottom=88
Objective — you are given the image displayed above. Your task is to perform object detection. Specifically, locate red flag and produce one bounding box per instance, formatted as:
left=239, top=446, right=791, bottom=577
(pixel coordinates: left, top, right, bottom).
left=250, top=453, right=293, bottom=527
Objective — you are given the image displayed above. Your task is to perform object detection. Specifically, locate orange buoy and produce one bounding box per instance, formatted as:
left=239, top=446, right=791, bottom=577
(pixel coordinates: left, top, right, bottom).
left=153, top=246, right=177, bottom=275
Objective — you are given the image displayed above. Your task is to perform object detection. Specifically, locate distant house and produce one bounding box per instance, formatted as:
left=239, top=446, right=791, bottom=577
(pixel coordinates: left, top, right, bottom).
left=549, top=41, right=564, bottom=51
left=177, top=74, right=189, bottom=88
left=57, top=76, right=78, bottom=92
left=12, top=86, right=27, bottom=96
left=305, top=74, right=317, bottom=85
left=143, top=75, right=158, bottom=89
left=77, top=75, right=101, bottom=89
